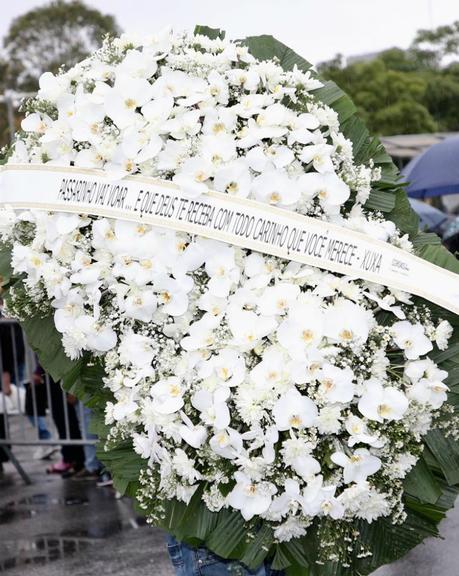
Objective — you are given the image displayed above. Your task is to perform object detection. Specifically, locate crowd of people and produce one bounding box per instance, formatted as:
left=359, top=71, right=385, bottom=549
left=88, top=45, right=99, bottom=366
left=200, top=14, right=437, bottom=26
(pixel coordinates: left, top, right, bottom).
left=0, top=315, right=111, bottom=486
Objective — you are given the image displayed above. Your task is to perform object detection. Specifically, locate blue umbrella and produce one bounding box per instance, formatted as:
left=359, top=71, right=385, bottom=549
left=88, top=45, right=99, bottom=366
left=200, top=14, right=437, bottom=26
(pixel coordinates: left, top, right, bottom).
left=409, top=198, right=451, bottom=234
left=402, top=135, right=459, bottom=199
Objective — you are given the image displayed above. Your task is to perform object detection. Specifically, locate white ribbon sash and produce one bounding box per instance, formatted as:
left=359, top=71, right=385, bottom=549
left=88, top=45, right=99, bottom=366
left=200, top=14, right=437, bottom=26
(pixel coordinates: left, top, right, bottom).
left=1, top=164, right=459, bottom=315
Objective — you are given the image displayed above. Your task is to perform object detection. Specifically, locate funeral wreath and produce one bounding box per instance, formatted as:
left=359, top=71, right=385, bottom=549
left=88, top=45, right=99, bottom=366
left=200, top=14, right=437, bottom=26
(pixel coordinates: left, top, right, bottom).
left=1, top=25, right=459, bottom=576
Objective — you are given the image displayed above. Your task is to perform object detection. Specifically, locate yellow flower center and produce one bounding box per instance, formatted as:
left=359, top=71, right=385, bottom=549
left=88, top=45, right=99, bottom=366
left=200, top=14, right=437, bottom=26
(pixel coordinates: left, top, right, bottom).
left=289, top=415, right=302, bottom=427
left=227, top=181, right=239, bottom=194
left=212, top=122, right=225, bottom=134
left=195, top=170, right=207, bottom=182
left=169, top=384, right=181, bottom=397
left=378, top=403, right=392, bottom=418
left=340, top=329, right=354, bottom=341
left=218, top=367, right=230, bottom=381
left=322, top=378, right=335, bottom=392
left=302, top=329, right=314, bottom=343
left=124, top=98, right=137, bottom=109
left=161, top=291, right=172, bottom=303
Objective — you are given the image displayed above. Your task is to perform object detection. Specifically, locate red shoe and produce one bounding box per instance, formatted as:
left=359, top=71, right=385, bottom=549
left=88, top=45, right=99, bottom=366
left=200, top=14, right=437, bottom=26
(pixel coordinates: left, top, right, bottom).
left=46, top=460, right=72, bottom=474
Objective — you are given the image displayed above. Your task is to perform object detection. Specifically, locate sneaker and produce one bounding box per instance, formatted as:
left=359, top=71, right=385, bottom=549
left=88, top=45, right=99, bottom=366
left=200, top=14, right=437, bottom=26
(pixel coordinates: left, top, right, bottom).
left=97, top=471, right=113, bottom=487
left=70, top=468, right=100, bottom=481
left=33, top=446, right=57, bottom=460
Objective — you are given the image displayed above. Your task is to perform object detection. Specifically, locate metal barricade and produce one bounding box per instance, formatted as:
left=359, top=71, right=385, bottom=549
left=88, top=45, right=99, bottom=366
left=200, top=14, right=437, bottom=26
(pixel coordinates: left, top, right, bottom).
left=0, top=318, right=97, bottom=484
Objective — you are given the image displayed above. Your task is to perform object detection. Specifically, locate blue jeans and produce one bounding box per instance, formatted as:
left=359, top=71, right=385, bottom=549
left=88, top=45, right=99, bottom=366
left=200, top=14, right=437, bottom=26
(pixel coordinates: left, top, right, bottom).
left=166, top=535, right=284, bottom=576
left=27, top=415, right=52, bottom=440
left=77, top=403, right=101, bottom=473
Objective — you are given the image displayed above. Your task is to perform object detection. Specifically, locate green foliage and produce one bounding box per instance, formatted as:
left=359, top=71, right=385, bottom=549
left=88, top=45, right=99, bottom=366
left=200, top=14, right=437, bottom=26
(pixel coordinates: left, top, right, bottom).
left=3, top=0, right=121, bottom=92
left=21, top=314, right=74, bottom=381
left=413, top=21, right=459, bottom=59
left=194, top=25, right=226, bottom=40
left=318, top=20, right=459, bottom=135
left=241, top=35, right=312, bottom=73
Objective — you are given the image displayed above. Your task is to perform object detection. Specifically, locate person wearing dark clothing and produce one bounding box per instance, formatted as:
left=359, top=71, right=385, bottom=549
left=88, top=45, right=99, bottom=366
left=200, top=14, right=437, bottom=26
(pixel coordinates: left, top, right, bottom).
left=34, top=363, right=85, bottom=473
left=0, top=321, right=24, bottom=472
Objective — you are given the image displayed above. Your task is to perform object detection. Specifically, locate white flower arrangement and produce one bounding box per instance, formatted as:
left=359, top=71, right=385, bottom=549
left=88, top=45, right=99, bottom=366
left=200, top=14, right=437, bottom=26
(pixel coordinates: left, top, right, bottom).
left=1, top=26, right=458, bottom=573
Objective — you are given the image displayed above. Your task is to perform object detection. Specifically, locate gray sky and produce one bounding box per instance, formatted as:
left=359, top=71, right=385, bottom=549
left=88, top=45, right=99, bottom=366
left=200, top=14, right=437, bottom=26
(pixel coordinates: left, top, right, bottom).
left=1, top=0, right=459, bottom=64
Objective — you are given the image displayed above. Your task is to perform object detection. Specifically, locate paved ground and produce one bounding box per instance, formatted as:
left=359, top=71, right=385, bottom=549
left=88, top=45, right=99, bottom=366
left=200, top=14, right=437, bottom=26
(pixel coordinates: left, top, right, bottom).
left=0, top=439, right=458, bottom=576
left=0, top=442, right=174, bottom=576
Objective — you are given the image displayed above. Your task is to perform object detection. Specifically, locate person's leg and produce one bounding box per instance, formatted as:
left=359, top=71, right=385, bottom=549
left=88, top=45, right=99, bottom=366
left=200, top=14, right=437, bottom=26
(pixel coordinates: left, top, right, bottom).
left=0, top=414, right=9, bottom=464
left=64, top=399, right=85, bottom=469
left=78, top=404, right=101, bottom=473
left=36, top=416, right=52, bottom=440
left=49, top=379, right=84, bottom=468
left=166, top=535, right=267, bottom=576
left=27, top=414, right=52, bottom=440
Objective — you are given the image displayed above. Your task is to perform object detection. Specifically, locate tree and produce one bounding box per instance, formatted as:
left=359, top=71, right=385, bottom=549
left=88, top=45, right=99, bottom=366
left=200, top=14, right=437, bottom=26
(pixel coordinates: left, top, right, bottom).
left=3, top=0, right=121, bottom=92
left=318, top=20, right=459, bottom=136
left=413, top=21, right=459, bottom=59
left=318, top=57, right=437, bottom=136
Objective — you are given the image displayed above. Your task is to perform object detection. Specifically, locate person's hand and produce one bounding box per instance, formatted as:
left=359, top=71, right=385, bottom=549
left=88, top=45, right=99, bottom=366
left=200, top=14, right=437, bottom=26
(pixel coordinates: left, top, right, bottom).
left=32, top=373, right=43, bottom=385
left=67, top=393, right=77, bottom=405
left=2, top=371, right=11, bottom=396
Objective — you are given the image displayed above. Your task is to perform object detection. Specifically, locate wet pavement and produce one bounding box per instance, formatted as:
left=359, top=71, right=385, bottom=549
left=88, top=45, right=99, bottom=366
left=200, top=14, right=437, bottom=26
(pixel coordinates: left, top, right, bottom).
left=0, top=434, right=458, bottom=575
left=0, top=439, right=174, bottom=576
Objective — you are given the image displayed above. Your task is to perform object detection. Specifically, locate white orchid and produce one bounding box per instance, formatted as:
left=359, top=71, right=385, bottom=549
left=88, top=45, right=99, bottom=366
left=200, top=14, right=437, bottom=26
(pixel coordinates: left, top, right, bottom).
left=209, top=428, right=243, bottom=460
left=178, top=412, right=207, bottom=449
left=181, top=313, right=220, bottom=351
left=302, top=476, right=344, bottom=519
left=213, top=159, right=252, bottom=197
left=392, top=321, right=433, bottom=360
left=299, top=143, right=334, bottom=173
left=119, top=332, right=155, bottom=369
left=104, top=74, right=154, bottom=129
left=228, top=309, right=277, bottom=351
left=358, top=379, right=409, bottom=423
left=226, top=472, right=276, bottom=521
left=205, top=244, right=240, bottom=297
left=269, top=479, right=304, bottom=519
left=331, top=448, right=381, bottom=484
left=258, top=283, right=300, bottom=316
left=251, top=170, right=300, bottom=207
left=173, top=156, right=213, bottom=197
left=192, top=386, right=231, bottom=429
left=250, top=347, right=290, bottom=392
left=317, top=364, right=355, bottom=404
left=198, top=349, right=246, bottom=388
left=272, top=388, right=318, bottom=431
left=151, top=377, right=185, bottom=414
left=324, top=299, right=372, bottom=345
left=345, top=415, right=385, bottom=448
left=298, top=172, right=350, bottom=209
left=407, top=378, right=448, bottom=409
left=277, top=302, right=324, bottom=360
left=281, top=436, right=321, bottom=480
left=120, top=286, right=157, bottom=322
